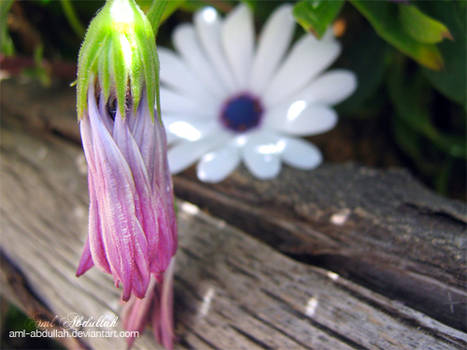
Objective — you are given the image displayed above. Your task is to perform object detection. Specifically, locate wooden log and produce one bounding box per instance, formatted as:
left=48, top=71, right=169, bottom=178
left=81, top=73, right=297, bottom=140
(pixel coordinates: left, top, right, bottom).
left=1, top=80, right=466, bottom=349
left=2, top=79, right=466, bottom=333
left=173, top=164, right=467, bottom=332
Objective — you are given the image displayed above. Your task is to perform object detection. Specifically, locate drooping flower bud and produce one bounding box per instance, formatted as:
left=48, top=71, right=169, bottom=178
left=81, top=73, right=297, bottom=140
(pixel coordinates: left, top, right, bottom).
left=75, top=0, right=177, bottom=303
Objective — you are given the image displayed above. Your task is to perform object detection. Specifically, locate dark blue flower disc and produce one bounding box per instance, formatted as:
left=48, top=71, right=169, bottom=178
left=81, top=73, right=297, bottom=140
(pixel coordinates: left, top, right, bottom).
left=220, top=93, right=263, bottom=133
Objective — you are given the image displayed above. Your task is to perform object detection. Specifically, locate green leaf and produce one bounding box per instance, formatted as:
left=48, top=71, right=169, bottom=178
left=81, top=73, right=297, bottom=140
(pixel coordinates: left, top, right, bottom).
left=0, top=0, right=14, bottom=55
left=399, top=5, right=452, bottom=44
left=349, top=0, right=444, bottom=70
left=293, top=0, right=344, bottom=38
left=417, top=1, right=466, bottom=107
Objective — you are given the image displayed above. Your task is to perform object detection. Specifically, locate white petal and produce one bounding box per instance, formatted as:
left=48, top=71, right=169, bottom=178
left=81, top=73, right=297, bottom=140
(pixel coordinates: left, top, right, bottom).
left=163, top=116, right=218, bottom=142
left=172, top=24, right=228, bottom=99
left=263, top=35, right=341, bottom=108
left=197, top=145, right=240, bottom=183
left=250, top=4, right=295, bottom=94
left=194, top=7, right=236, bottom=92
left=168, top=134, right=228, bottom=174
left=160, top=88, right=215, bottom=117
left=158, top=47, right=214, bottom=104
left=243, top=146, right=281, bottom=179
left=222, top=4, right=254, bottom=89
left=264, top=102, right=337, bottom=136
left=280, top=137, right=322, bottom=169
left=242, top=130, right=285, bottom=154
left=293, top=70, right=357, bottom=106
left=165, top=131, right=178, bottom=145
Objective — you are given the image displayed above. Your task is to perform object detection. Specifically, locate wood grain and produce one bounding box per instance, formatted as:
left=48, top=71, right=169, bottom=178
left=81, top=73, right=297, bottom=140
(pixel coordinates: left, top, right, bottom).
left=1, top=80, right=466, bottom=349
left=173, top=163, right=467, bottom=332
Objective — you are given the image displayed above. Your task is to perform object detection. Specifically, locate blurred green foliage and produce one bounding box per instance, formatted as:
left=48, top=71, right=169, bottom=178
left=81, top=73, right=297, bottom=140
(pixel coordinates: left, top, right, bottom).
left=1, top=301, right=65, bottom=349
left=419, top=1, right=466, bottom=107
left=349, top=0, right=444, bottom=70
left=0, top=0, right=15, bottom=55
left=59, top=0, right=85, bottom=37
left=293, top=0, right=345, bottom=38
left=0, top=0, right=465, bottom=198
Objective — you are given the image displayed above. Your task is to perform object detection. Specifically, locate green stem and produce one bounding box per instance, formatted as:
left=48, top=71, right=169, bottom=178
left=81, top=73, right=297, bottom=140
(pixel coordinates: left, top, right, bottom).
left=146, top=0, right=168, bottom=124
left=147, top=0, right=168, bottom=38
left=60, top=0, right=85, bottom=38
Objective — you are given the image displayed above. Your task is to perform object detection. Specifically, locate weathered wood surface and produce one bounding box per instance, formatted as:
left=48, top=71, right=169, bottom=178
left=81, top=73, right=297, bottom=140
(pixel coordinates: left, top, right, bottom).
left=1, top=80, right=466, bottom=349
left=173, top=165, right=467, bottom=332
left=2, top=79, right=467, bottom=333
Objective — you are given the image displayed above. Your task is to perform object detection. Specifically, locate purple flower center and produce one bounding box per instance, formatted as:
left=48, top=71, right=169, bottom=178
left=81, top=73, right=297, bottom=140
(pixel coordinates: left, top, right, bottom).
left=220, top=93, right=263, bottom=133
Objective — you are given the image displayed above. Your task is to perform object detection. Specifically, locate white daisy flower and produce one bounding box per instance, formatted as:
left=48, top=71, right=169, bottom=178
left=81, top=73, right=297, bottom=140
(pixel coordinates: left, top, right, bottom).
left=159, top=4, right=357, bottom=182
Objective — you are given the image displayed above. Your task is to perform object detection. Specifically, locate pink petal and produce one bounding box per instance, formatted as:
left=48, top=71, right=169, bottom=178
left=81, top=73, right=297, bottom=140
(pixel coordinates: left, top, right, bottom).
left=113, top=111, right=160, bottom=275
left=122, top=277, right=157, bottom=348
left=87, top=171, right=111, bottom=273
left=132, top=98, right=178, bottom=268
left=88, top=86, right=150, bottom=301
left=79, top=103, right=111, bottom=274
left=152, top=258, right=175, bottom=350
left=154, top=118, right=178, bottom=257
left=76, top=237, right=94, bottom=276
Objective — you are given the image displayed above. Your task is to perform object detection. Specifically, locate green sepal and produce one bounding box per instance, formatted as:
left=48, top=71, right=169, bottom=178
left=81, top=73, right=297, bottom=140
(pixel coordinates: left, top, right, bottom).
left=130, top=65, right=143, bottom=114
left=129, top=39, right=143, bottom=114
left=98, top=37, right=112, bottom=102
left=110, top=30, right=130, bottom=119
left=136, top=31, right=158, bottom=122
left=76, top=0, right=158, bottom=120
left=132, top=0, right=157, bottom=120
left=77, top=3, right=111, bottom=119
